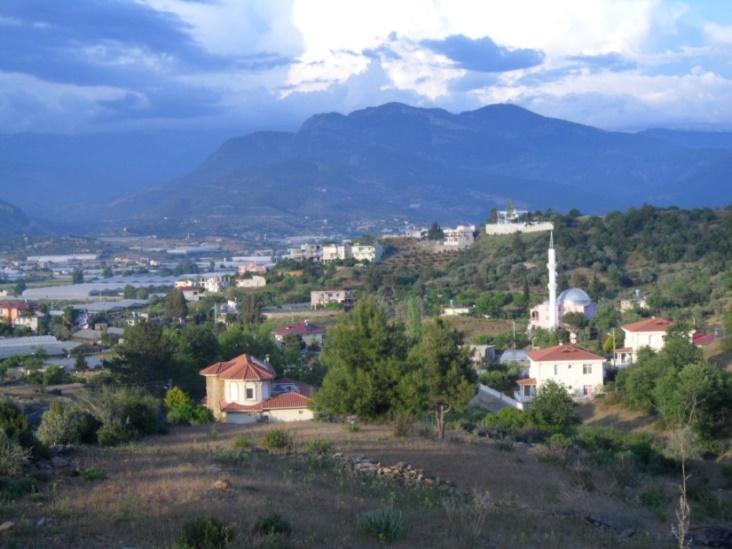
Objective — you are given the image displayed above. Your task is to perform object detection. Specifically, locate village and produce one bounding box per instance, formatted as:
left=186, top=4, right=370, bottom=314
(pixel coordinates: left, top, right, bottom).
left=0, top=206, right=731, bottom=547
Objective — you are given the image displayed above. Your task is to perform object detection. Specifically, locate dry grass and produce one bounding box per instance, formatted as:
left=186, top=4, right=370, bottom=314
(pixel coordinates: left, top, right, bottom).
left=440, top=316, right=515, bottom=341
left=2, top=421, right=673, bottom=548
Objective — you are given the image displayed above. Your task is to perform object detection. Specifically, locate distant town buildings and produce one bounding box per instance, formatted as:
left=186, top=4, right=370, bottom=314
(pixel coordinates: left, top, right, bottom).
left=485, top=209, right=554, bottom=235
left=272, top=319, right=325, bottom=347
left=614, top=317, right=675, bottom=365
left=236, top=275, right=267, bottom=289
left=287, top=240, right=382, bottom=263
left=443, top=225, right=476, bottom=249
left=310, top=289, right=354, bottom=309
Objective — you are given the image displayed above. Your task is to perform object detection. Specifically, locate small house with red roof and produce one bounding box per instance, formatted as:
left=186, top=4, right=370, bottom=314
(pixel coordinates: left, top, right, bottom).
left=200, top=354, right=314, bottom=424
left=515, top=344, right=604, bottom=403
left=618, top=317, right=674, bottom=365
left=272, top=319, right=325, bottom=347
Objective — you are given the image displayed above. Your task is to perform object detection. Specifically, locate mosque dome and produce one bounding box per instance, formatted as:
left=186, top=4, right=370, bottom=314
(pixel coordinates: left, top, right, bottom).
left=557, top=287, right=592, bottom=306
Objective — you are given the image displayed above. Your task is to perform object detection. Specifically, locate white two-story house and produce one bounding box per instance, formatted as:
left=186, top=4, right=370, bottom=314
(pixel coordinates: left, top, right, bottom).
left=614, top=317, right=673, bottom=365
left=200, top=354, right=314, bottom=424
left=515, top=344, right=604, bottom=403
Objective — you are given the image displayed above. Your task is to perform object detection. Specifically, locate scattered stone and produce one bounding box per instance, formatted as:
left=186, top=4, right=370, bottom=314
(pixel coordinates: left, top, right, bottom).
left=0, top=521, right=14, bottom=534
left=584, top=513, right=635, bottom=538
left=213, top=479, right=231, bottom=491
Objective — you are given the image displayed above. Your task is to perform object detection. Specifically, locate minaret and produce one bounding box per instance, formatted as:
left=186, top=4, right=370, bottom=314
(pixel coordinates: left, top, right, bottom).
left=547, top=231, right=558, bottom=329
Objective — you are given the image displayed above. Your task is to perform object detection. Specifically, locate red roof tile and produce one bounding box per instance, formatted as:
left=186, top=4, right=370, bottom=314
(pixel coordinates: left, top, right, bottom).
left=274, top=378, right=315, bottom=397
left=614, top=347, right=633, bottom=353
left=0, top=300, right=30, bottom=310
left=221, top=391, right=311, bottom=412
left=273, top=321, right=324, bottom=337
left=623, top=318, right=673, bottom=333
left=527, top=344, right=603, bottom=362
left=200, top=354, right=275, bottom=381
left=516, top=378, right=537, bottom=385
left=692, top=332, right=715, bottom=346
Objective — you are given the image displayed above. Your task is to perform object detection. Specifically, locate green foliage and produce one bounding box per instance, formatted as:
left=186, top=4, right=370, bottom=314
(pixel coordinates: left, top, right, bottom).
left=358, top=509, right=404, bottom=543
left=315, top=298, right=409, bottom=419
left=179, top=516, right=235, bottom=549
left=231, top=434, right=253, bottom=451
left=37, top=400, right=101, bottom=446
left=261, top=429, right=292, bottom=453
left=479, top=363, right=521, bottom=392
left=304, top=438, right=333, bottom=455
left=0, top=431, right=29, bottom=476
left=0, top=399, right=42, bottom=457
left=164, top=289, right=188, bottom=322
left=218, top=325, right=282, bottom=371
left=109, top=321, right=179, bottom=389
left=71, top=268, right=84, bottom=284
left=639, top=488, right=669, bottom=509
left=164, top=386, right=193, bottom=409
left=164, top=386, right=213, bottom=425
left=79, top=467, right=107, bottom=481
left=527, top=380, right=578, bottom=431
left=427, top=222, right=444, bottom=240
left=252, top=513, right=292, bottom=537
left=480, top=408, right=529, bottom=439
left=78, top=386, right=164, bottom=446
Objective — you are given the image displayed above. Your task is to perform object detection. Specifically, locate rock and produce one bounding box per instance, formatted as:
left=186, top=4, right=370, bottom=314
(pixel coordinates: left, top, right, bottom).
left=36, top=518, right=46, bottom=527
left=584, top=513, right=635, bottom=538
left=0, top=521, right=14, bottom=534
left=213, top=479, right=231, bottom=491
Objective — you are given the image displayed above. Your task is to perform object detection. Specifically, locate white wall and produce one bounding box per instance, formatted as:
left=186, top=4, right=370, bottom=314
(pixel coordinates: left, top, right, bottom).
left=485, top=222, right=554, bottom=235
left=266, top=408, right=315, bottom=422
left=529, top=358, right=604, bottom=397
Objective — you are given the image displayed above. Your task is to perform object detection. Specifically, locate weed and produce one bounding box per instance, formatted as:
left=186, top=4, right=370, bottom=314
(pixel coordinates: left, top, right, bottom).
left=392, top=414, right=412, bottom=437
left=252, top=513, right=291, bottom=537
left=358, top=509, right=403, bottom=543
left=261, top=430, right=293, bottom=453
left=178, top=516, right=235, bottom=548
left=494, top=440, right=513, bottom=452
left=79, top=467, right=107, bottom=481
left=304, top=438, right=333, bottom=455
left=231, top=434, right=253, bottom=451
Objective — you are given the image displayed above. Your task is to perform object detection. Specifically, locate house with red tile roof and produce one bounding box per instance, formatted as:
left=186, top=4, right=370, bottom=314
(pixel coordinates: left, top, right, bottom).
left=0, top=300, right=38, bottom=331
left=619, top=317, right=674, bottom=365
left=515, top=344, right=605, bottom=404
left=272, top=319, right=325, bottom=347
left=200, top=354, right=314, bottom=424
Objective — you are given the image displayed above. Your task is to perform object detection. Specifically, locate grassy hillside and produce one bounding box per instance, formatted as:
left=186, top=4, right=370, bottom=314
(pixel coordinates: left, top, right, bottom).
left=4, top=422, right=679, bottom=548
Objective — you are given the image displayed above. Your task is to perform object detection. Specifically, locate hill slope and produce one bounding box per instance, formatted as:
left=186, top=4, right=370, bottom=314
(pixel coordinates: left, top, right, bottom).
left=56, top=104, right=732, bottom=235
left=0, top=199, right=29, bottom=236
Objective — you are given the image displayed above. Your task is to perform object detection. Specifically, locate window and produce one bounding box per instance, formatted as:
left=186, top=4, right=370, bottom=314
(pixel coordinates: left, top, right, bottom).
left=583, top=364, right=592, bottom=375
left=245, top=387, right=254, bottom=400
left=554, top=364, right=559, bottom=376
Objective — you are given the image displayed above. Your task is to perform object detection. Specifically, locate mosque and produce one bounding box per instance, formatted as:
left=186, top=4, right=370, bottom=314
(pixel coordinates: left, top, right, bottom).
left=529, top=232, right=597, bottom=330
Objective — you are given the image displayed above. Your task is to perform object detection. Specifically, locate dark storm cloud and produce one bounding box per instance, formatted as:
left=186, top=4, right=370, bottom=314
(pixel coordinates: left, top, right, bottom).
left=420, top=34, right=545, bottom=73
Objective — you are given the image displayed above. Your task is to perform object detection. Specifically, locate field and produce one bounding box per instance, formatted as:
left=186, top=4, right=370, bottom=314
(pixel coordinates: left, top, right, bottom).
left=2, top=421, right=680, bottom=548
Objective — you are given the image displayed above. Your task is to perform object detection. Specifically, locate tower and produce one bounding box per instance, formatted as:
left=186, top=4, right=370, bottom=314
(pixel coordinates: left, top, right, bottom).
left=547, top=231, right=558, bottom=329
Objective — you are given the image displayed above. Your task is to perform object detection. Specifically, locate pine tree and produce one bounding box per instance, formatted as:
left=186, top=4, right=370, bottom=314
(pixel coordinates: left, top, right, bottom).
left=164, top=289, right=188, bottom=322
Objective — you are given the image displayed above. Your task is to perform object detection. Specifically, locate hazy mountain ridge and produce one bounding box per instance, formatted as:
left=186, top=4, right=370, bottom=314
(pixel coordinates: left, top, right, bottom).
left=4, top=104, right=732, bottom=235
left=0, top=198, right=30, bottom=236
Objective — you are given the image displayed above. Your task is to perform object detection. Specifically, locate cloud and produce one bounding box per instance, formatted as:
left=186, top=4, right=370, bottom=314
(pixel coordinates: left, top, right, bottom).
left=566, top=52, right=637, bottom=72
left=420, top=34, right=545, bottom=72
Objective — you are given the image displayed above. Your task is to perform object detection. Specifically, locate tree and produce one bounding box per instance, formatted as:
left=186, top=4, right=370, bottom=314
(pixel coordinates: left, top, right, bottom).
left=527, top=380, right=578, bottom=431
left=102, top=266, right=113, bottom=278
left=722, top=304, right=732, bottom=353
left=109, top=321, right=178, bottom=390
left=164, top=289, right=188, bottom=322
left=281, top=334, right=304, bottom=367
left=71, top=268, right=84, bottom=284
left=74, top=355, right=89, bottom=372
left=427, top=222, right=444, bottom=241
left=487, top=208, right=498, bottom=224
left=123, top=285, right=137, bottom=299
left=13, top=280, right=26, bottom=296
left=314, top=298, right=409, bottom=419
left=402, top=319, right=477, bottom=439
left=238, top=295, right=261, bottom=325
left=404, top=295, right=423, bottom=343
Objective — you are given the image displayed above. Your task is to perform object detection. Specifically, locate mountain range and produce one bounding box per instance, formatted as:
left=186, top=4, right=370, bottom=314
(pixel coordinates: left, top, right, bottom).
left=0, top=199, right=29, bottom=236
left=3, top=103, right=732, bottom=236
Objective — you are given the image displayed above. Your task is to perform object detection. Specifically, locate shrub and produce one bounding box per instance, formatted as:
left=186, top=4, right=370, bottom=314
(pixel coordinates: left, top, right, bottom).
left=0, top=431, right=29, bottom=476
left=37, top=401, right=101, bottom=446
left=165, top=387, right=213, bottom=426
left=527, top=380, right=578, bottom=431
left=79, top=467, right=107, bottom=481
left=231, top=434, right=253, bottom=451
left=392, top=413, right=412, bottom=437
left=0, top=398, right=44, bottom=458
left=252, top=513, right=291, bottom=537
left=165, top=386, right=193, bottom=409
left=261, top=430, right=292, bottom=453
left=179, top=516, right=235, bottom=548
left=480, top=408, right=528, bottom=439
left=358, top=509, right=403, bottom=543
left=78, top=387, right=164, bottom=445
left=304, top=439, right=332, bottom=455
left=639, top=488, right=669, bottom=509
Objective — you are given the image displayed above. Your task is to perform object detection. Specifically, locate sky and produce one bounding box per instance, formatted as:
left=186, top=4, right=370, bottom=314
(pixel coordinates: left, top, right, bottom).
left=2, top=0, right=732, bottom=134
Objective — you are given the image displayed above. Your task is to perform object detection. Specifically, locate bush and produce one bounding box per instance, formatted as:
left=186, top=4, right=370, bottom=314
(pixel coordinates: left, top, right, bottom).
left=165, top=386, right=192, bottom=409
left=79, top=387, right=164, bottom=445
left=527, top=380, right=578, bottom=431
left=639, top=488, right=669, bottom=509
left=480, top=408, right=528, bottom=439
left=165, top=387, right=213, bottom=426
left=0, top=398, right=44, bottom=458
left=0, top=431, right=29, bottom=476
left=252, top=513, right=291, bottom=537
left=179, top=516, right=235, bottom=548
left=358, top=509, right=403, bottom=543
left=37, top=401, right=101, bottom=446
left=261, top=430, right=292, bottom=453
left=231, top=434, right=253, bottom=451
left=79, top=467, right=107, bottom=481
left=304, top=439, right=333, bottom=455
left=392, top=413, right=412, bottom=437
